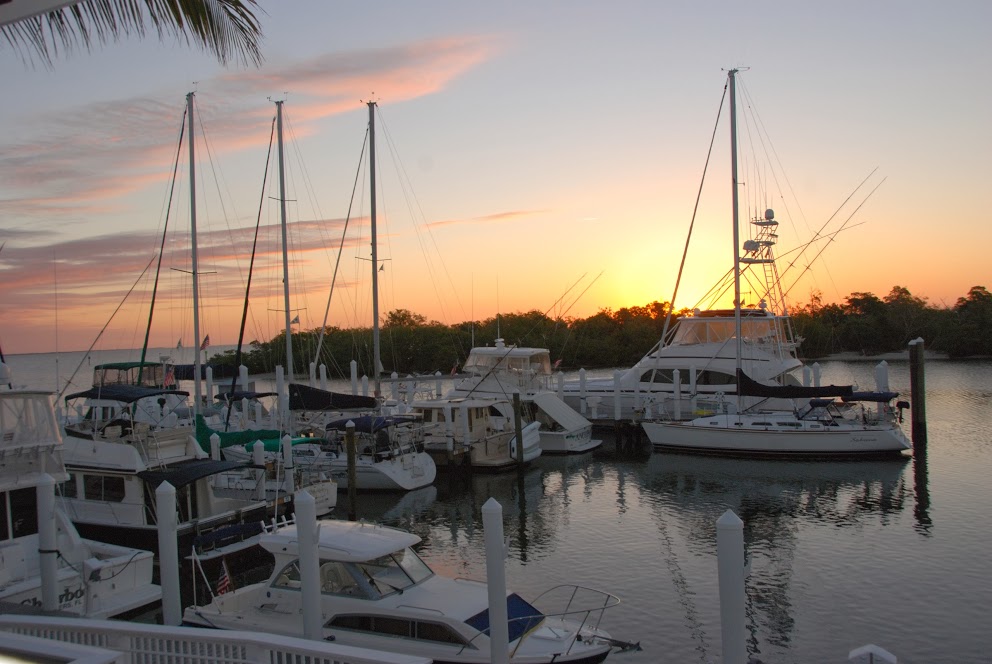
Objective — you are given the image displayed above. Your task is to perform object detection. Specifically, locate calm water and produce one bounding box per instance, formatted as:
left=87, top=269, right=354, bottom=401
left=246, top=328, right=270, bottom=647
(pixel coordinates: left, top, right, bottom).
left=5, top=351, right=991, bottom=663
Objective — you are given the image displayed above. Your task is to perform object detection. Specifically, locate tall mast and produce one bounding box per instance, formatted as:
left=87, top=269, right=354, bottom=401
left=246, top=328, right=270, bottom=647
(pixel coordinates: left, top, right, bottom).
left=188, top=92, right=203, bottom=416
left=276, top=100, right=294, bottom=382
left=368, top=101, right=381, bottom=398
left=729, top=69, right=743, bottom=398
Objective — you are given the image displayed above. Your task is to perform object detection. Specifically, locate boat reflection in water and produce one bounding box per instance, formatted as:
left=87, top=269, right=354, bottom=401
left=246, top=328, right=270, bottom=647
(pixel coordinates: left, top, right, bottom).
left=640, top=450, right=911, bottom=654
left=353, top=436, right=912, bottom=662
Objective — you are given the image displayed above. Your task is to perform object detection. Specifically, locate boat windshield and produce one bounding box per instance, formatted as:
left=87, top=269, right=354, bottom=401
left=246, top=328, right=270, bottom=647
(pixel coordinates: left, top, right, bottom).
left=463, top=353, right=551, bottom=376
left=670, top=317, right=781, bottom=347
left=356, top=547, right=433, bottom=596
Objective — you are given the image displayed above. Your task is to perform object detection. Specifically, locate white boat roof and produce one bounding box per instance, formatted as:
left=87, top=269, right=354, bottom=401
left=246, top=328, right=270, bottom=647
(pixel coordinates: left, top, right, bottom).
left=466, top=345, right=549, bottom=359
left=261, top=520, right=421, bottom=561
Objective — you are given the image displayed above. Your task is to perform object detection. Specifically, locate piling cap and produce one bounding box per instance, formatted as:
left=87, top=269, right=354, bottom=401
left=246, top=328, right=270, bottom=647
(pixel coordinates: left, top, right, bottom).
left=716, top=509, right=743, bottom=529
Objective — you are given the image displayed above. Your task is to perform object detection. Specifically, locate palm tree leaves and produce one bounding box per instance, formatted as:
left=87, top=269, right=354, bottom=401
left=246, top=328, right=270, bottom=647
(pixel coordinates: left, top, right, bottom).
left=1, top=0, right=264, bottom=68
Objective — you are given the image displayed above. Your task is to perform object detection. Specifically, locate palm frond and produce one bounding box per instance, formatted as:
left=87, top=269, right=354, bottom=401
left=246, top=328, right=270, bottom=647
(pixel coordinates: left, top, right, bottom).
left=1, top=0, right=263, bottom=68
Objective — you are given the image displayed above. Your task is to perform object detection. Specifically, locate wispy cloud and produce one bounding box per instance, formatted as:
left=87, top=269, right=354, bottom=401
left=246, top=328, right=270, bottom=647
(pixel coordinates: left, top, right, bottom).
left=425, top=208, right=548, bottom=230
left=0, top=35, right=500, bottom=232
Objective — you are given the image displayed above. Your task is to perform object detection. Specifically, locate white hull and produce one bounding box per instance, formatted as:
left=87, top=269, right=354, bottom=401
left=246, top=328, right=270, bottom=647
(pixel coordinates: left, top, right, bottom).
left=0, top=532, right=161, bottom=619
left=328, top=451, right=436, bottom=491
left=643, top=413, right=912, bottom=456
left=538, top=428, right=602, bottom=455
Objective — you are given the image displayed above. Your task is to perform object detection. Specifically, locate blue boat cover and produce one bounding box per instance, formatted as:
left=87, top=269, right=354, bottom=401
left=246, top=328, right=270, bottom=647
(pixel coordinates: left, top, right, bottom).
left=63, top=385, right=189, bottom=404
left=325, top=414, right=419, bottom=434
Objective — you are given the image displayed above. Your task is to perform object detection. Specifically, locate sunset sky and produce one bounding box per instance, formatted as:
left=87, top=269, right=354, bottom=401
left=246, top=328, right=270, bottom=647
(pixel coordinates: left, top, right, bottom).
left=1, top=1, right=989, bottom=355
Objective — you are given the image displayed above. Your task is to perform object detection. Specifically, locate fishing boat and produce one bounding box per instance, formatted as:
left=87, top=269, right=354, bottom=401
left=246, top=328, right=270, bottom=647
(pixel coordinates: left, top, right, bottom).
left=641, top=69, right=912, bottom=457
left=451, top=340, right=601, bottom=454
left=412, top=396, right=542, bottom=471
left=183, top=519, right=626, bottom=663
left=0, top=365, right=161, bottom=618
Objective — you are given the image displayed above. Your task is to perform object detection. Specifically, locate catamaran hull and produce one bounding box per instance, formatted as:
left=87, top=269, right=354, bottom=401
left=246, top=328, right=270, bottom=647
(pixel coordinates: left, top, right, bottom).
left=643, top=420, right=912, bottom=456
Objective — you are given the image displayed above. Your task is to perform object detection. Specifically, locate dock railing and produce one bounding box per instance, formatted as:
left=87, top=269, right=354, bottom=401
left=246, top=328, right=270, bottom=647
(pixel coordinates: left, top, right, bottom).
left=0, top=615, right=430, bottom=664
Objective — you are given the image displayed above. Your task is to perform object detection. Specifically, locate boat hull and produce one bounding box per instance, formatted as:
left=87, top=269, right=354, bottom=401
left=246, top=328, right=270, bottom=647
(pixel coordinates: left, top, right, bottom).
left=328, top=451, right=436, bottom=491
left=643, top=416, right=912, bottom=457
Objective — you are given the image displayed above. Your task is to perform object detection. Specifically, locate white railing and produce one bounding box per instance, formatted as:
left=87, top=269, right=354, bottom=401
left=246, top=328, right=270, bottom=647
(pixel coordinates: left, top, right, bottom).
left=0, top=615, right=430, bottom=664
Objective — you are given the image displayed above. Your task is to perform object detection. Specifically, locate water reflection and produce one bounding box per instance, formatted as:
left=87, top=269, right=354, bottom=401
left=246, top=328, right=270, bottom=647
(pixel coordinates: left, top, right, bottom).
left=641, top=451, right=911, bottom=653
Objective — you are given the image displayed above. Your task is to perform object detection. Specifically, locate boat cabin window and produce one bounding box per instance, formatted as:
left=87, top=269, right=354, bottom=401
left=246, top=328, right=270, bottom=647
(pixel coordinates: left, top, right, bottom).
left=355, top=547, right=433, bottom=596
left=641, top=369, right=736, bottom=386
left=319, top=561, right=360, bottom=596
left=327, top=615, right=469, bottom=646
left=1, top=488, right=39, bottom=541
left=83, top=475, right=126, bottom=502
left=273, top=562, right=302, bottom=589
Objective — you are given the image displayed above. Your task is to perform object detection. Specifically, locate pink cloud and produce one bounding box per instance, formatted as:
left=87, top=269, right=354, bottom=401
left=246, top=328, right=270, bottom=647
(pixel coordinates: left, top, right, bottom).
left=425, top=208, right=549, bottom=230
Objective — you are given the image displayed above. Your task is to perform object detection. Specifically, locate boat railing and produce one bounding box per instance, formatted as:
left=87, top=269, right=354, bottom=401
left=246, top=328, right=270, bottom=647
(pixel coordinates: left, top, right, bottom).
left=458, top=584, right=621, bottom=658
left=0, top=615, right=431, bottom=664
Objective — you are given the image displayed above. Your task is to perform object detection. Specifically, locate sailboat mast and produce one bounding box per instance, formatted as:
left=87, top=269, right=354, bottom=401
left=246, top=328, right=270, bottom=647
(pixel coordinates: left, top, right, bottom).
left=368, top=101, right=381, bottom=398
left=188, top=92, right=203, bottom=416
left=729, top=69, right=743, bottom=384
left=276, top=100, right=294, bottom=382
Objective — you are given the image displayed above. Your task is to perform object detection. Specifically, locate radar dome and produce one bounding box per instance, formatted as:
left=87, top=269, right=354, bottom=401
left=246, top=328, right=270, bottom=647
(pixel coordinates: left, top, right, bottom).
left=764, top=208, right=775, bottom=220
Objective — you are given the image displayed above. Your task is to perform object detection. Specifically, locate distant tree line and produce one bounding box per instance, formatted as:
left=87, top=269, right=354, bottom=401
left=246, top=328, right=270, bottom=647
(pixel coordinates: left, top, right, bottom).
left=207, top=285, right=992, bottom=378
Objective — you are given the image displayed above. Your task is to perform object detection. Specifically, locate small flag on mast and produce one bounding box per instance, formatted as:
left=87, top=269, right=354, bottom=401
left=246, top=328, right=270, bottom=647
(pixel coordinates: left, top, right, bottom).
left=176, top=339, right=183, bottom=349
left=200, top=335, right=210, bottom=351
left=290, top=315, right=300, bottom=325
left=163, top=366, right=176, bottom=387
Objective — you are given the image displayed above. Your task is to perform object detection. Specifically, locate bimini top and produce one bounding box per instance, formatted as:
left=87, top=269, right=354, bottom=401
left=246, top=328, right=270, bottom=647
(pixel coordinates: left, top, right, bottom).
left=64, top=385, right=189, bottom=404
left=325, top=414, right=419, bottom=433
left=261, top=520, right=421, bottom=561
left=137, top=458, right=248, bottom=489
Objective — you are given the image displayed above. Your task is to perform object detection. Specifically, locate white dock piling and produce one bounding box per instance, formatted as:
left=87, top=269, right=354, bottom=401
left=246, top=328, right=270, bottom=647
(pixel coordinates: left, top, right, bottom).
left=319, top=364, right=328, bottom=391
left=282, top=435, right=295, bottom=495
left=849, top=644, right=897, bottom=663
left=717, top=509, right=747, bottom=664
left=252, top=440, right=266, bottom=500
left=875, top=361, right=890, bottom=392
left=239, top=364, right=249, bottom=391
left=812, top=362, right=822, bottom=387
left=481, top=498, right=509, bottom=664
left=295, top=490, right=322, bottom=641
left=37, top=474, right=58, bottom=612
left=210, top=433, right=220, bottom=461
left=156, top=481, right=181, bottom=626
left=350, top=360, right=358, bottom=395
left=578, top=368, right=587, bottom=416
left=309, top=362, right=316, bottom=387
left=613, top=370, right=622, bottom=421
left=205, top=367, right=213, bottom=406
left=435, top=371, right=443, bottom=399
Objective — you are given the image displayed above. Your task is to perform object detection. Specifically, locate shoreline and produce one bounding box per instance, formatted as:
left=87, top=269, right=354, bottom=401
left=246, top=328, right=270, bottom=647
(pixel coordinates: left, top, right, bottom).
left=814, top=350, right=955, bottom=362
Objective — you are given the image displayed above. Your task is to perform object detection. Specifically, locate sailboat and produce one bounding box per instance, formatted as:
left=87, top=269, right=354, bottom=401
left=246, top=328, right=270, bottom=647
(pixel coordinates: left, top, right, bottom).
left=642, top=70, right=912, bottom=457
left=281, top=101, right=436, bottom=491
left=59, top=94, right=292, bottom=553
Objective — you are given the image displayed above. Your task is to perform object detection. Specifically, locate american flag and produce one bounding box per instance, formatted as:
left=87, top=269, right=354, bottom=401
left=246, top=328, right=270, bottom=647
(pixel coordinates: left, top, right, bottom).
left=200, top=334, right=210, bottom=351
left=216, top=560, right=232, bottom=595
left=163, top=367, right=176, bottom=387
